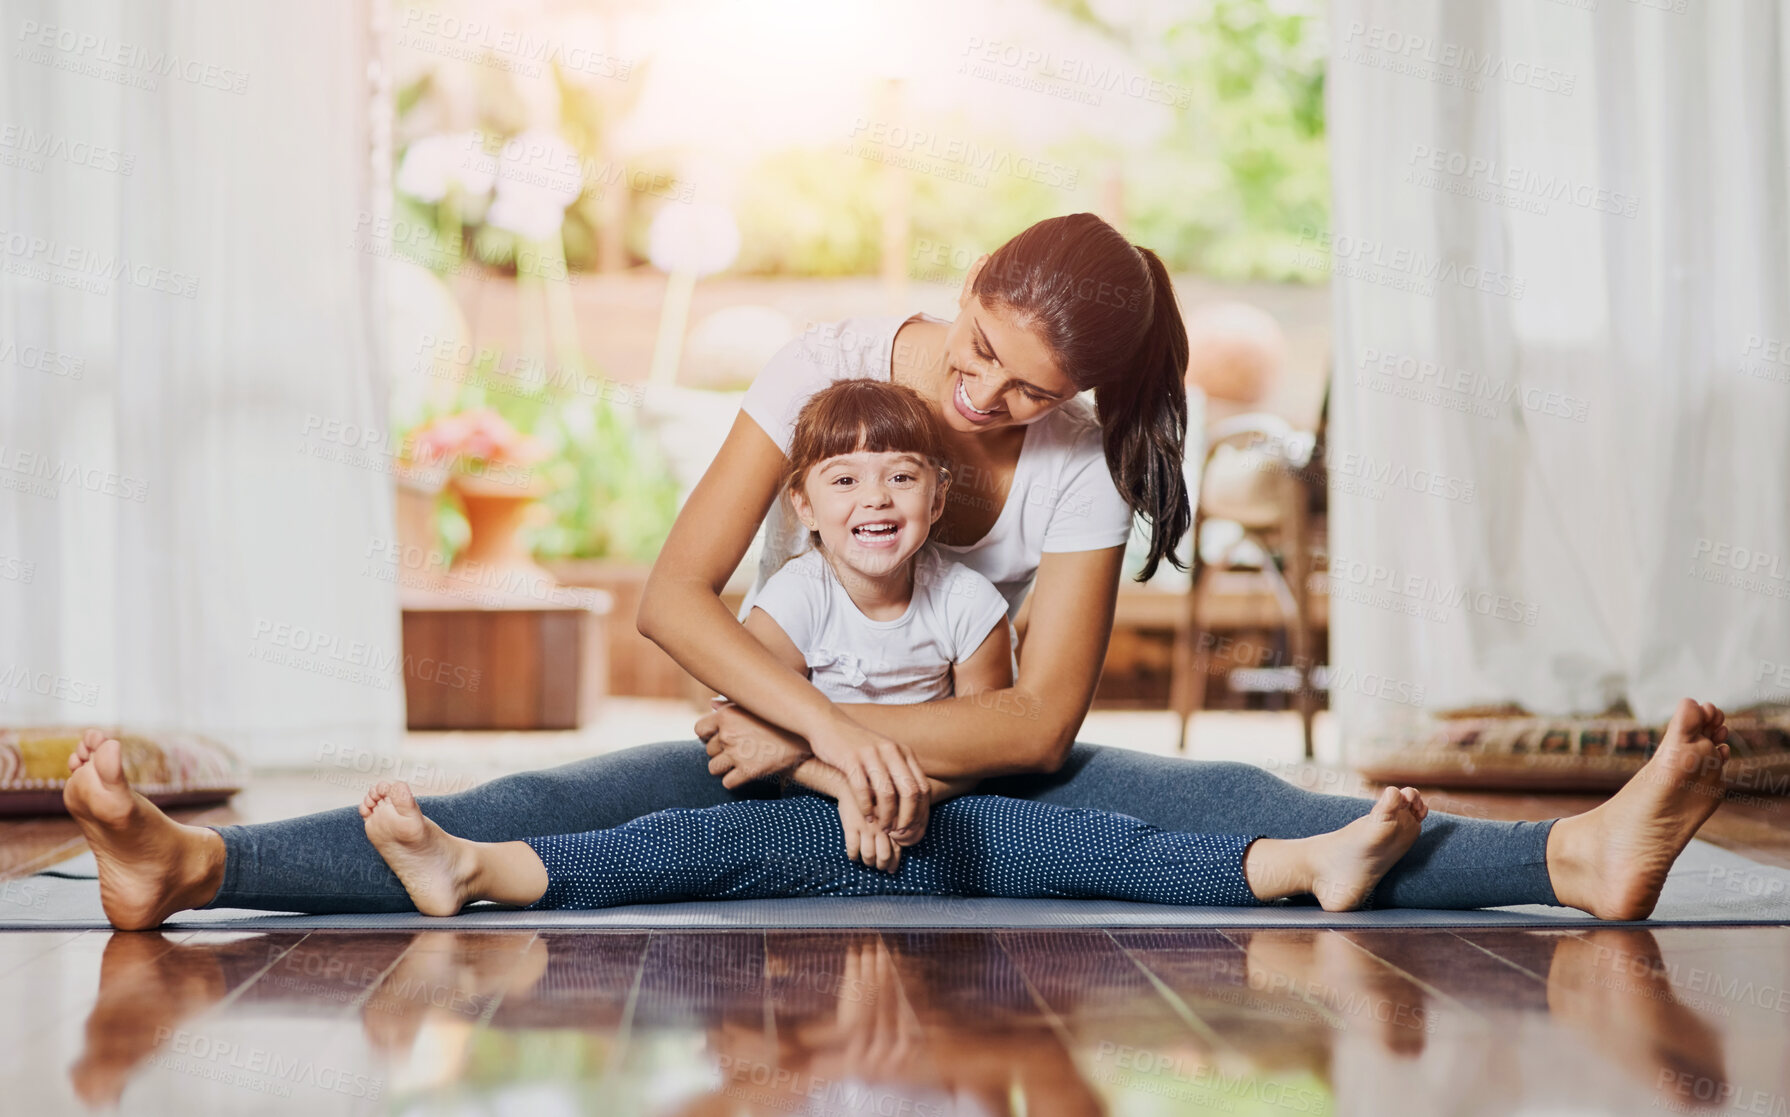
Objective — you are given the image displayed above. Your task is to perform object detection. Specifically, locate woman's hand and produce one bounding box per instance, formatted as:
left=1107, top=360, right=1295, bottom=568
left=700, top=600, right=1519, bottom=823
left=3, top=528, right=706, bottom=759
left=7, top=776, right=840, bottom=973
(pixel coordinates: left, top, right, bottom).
left=804, top=711, right=930, bottom=833
left=696, top=700, right=812, bottom=787
left=698, top=700, right=930, bottom=831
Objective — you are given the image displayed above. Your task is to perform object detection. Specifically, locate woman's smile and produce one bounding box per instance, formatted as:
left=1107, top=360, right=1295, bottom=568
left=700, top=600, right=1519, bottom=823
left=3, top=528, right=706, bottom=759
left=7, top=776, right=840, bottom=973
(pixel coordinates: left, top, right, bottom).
left=952, top=371, right=1006, bottom=425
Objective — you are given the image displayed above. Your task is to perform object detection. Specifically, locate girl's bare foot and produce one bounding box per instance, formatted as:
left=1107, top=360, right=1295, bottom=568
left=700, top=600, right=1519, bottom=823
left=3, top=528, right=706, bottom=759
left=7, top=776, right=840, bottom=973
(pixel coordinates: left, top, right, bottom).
left=1247, top=786, right=1428, bottom=911
left=360, top=781, right=481, bottom=916
left=1548, top=699, right=1730, bottom=920
left=63, top=730, right=227, bottom=930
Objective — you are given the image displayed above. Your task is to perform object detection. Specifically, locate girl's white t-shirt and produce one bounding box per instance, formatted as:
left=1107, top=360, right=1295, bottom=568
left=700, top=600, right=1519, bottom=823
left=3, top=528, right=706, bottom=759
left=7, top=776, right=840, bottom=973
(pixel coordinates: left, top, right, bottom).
left=738, top=314, right=1135, bottom=621
left=751, top=548, right=1011, bottom=705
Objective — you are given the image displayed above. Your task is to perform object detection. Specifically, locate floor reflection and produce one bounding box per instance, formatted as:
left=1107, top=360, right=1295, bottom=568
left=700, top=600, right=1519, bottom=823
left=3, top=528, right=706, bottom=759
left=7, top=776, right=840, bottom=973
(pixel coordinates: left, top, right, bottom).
left=62, top=925, right=1738, bottom=1114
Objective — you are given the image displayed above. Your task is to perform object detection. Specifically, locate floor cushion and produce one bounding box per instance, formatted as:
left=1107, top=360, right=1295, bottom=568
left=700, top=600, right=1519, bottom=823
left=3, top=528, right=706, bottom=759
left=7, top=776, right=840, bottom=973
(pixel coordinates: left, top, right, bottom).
left=1355, top=710, right=1790, bottom=796
left=0, top=728, right=245, bottom=815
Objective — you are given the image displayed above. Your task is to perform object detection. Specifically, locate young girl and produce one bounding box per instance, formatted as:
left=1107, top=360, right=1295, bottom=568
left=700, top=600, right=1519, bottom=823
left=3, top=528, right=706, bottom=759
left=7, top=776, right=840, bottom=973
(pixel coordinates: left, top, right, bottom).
left=357, top=380, right=1431, bottom=915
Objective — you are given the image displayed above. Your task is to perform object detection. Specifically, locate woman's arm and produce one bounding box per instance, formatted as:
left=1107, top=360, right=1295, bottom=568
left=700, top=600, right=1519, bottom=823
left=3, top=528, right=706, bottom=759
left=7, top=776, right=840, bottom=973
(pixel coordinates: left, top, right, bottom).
left=702, top=545, right=1124, bottom=782
left=637, top=412, right=927, bottom=828
left=838, top=546, right=1124, bottom=779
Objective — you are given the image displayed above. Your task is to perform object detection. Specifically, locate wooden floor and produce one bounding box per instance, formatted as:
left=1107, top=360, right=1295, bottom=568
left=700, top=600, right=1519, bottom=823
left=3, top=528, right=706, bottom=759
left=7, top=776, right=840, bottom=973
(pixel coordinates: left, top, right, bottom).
left=4, top=923, right=1789, bottom=1114
left=4, top=722, right=1790, bottom=1114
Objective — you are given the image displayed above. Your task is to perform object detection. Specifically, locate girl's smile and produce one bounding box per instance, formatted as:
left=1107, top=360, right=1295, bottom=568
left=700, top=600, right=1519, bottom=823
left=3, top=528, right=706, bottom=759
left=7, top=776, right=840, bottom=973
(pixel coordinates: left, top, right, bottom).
left=791, top=449, right=948, bottom=606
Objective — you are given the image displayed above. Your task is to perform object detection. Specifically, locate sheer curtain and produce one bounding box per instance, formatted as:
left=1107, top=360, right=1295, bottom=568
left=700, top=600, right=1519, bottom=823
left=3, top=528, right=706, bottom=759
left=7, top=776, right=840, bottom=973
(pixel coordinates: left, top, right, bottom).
left=0, top=1, right=402, bottom=765
left=1326, top=1, right=1790, bottom=746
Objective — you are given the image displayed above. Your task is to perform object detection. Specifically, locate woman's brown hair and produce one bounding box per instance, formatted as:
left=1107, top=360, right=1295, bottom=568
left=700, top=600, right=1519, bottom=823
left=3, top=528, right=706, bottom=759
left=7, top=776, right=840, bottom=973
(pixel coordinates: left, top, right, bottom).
left=973, top=212, right=1191, bottom=580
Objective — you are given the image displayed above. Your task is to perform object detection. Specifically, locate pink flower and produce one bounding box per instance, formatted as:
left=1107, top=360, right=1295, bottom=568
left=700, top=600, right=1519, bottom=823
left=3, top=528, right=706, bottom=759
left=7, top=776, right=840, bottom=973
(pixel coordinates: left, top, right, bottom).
left=410, top=408, right=546, bottom=468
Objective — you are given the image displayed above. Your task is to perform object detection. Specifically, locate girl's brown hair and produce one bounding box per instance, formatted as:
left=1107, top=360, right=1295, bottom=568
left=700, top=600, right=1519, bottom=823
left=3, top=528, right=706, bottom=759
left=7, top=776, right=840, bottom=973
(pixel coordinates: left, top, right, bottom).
left=784, top=379, right=950, bottom=498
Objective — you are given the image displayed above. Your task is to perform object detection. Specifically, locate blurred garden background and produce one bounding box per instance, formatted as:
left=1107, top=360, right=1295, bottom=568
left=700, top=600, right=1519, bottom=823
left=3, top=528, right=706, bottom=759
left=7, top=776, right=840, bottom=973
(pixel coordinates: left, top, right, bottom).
left=383, top=0, right=1334, bottom=712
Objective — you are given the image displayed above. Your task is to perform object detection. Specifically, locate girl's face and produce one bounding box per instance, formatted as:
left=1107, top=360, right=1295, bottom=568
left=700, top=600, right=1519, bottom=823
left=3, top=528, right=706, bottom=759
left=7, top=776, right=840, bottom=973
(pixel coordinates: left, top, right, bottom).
left=790, top=449, right=947, bottom=580
left=929, top=262, right=1080, bottom=435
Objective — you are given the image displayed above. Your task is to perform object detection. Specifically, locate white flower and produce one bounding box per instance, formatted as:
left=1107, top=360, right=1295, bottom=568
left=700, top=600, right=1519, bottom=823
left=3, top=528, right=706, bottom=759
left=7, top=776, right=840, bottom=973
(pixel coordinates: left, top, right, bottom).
left=482, top=128, right=585, bottom=241
left=397, top=131, right=497, bottom=204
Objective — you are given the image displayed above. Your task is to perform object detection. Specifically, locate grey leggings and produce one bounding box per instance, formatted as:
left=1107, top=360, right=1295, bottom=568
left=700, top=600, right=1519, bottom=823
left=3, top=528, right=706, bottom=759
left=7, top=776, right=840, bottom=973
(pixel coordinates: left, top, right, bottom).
left=208, top=740, right=1559, bottom=914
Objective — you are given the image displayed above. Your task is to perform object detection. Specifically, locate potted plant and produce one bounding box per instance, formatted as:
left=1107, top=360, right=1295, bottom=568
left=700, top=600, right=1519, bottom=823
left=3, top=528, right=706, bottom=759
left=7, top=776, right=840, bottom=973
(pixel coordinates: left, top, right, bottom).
left=412, top=408, right=552, bottom=590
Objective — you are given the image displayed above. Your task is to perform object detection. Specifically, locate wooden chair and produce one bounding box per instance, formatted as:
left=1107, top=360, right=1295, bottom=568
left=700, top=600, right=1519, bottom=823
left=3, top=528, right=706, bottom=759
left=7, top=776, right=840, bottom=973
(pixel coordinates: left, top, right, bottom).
left=1170, top=413, right=1322, bottom=757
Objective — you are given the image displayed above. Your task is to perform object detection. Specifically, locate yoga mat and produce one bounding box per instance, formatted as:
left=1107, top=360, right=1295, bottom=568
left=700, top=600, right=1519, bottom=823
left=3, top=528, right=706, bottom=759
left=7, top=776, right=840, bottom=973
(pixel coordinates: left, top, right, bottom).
left=5, top=840, right=1786, bottom=931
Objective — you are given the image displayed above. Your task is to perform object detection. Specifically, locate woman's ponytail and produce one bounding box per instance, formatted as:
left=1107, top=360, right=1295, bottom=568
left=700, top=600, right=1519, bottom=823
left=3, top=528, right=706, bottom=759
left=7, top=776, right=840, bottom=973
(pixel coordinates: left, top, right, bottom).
left=1095, top=247, right=1190, bottom=581
left=974, top=214, right=1192, bottom=581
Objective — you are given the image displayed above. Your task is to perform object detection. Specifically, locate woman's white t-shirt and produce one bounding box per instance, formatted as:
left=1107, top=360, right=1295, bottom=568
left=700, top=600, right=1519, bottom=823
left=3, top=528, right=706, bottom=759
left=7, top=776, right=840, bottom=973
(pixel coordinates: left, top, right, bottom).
left=751, top=548, right=1011, bottom=705
left=738, top=314, right=1134, bottom=620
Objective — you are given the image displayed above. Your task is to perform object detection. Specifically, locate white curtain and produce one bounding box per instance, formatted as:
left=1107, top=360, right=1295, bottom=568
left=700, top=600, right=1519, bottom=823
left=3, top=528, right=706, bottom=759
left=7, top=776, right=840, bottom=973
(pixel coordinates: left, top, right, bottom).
left=1326, top=0, right=1790, bottom=743
left=0, top=1, right=402, bottom=765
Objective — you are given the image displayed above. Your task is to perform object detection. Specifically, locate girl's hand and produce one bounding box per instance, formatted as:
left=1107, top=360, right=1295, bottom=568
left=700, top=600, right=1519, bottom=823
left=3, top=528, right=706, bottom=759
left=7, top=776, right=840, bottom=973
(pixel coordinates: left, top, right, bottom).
left=837, top=797, right=902, bottom=873
left=805, top=712, right=930, bottom=834
left=696, top=701, right=811, bottom=786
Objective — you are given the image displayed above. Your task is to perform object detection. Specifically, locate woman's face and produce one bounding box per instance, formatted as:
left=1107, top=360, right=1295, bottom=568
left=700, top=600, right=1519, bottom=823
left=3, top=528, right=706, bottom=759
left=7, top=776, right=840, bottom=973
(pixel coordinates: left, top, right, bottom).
left=928, top=261, right=1080, bottom=436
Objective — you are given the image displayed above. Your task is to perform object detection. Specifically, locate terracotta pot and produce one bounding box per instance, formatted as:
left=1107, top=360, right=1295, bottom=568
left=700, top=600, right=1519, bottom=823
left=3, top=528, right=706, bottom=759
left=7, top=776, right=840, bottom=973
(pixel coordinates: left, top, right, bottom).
left=448, top=473, right=554, bottom=593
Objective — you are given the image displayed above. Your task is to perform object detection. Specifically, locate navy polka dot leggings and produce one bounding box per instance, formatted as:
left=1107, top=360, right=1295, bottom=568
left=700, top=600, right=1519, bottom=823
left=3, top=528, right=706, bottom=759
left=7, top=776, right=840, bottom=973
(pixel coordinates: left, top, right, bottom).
left=521, top=793, right=1263, bottom=909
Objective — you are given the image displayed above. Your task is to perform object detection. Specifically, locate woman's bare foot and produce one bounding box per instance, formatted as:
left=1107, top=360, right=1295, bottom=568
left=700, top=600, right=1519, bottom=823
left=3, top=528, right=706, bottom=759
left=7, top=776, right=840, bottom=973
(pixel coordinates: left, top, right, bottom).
left=1548, top=699, right=1730, bottom=920
left=360, top=781, right=481, bottom=916
left=1247, top=786, right=1428, bottom=911
left=63, top=730, right=227, bottom=930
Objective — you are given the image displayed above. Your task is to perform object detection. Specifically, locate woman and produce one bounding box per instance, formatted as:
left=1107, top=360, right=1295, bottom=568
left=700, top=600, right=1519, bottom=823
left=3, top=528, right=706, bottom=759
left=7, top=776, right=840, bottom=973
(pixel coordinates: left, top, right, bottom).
left=64, top=214, right=1728, bottom=928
